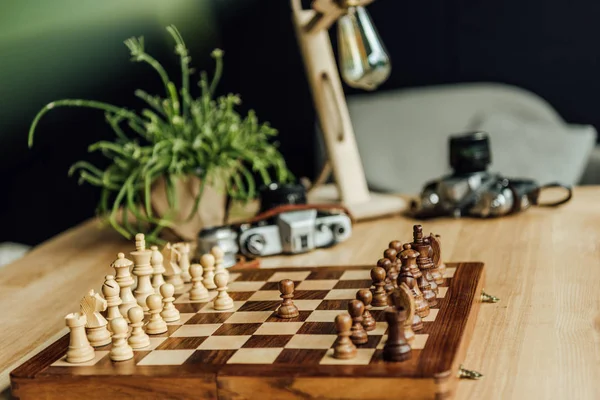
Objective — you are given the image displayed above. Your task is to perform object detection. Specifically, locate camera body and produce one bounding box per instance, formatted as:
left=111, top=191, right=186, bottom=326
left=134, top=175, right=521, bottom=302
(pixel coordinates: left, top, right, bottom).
left=412, top=132, right=541, bottom=219
left=238, top=207, right=352, bottom=257
left=197, top=184, right=353, bottom=267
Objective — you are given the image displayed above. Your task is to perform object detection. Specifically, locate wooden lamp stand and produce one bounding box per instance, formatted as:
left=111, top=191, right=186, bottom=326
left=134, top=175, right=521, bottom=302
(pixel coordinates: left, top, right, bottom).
left=291, top=0, right=406, bottom=220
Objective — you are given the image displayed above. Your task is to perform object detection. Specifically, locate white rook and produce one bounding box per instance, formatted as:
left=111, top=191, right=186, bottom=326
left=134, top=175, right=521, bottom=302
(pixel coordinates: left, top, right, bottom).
left=65, top=312, right=95, bottom=363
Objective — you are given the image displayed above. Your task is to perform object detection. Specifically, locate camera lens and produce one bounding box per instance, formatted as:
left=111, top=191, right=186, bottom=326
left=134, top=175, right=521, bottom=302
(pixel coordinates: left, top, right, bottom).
left=244, top=234, right=266, bottom=256
left=449, top=131, right=491, bottom=174
left=259, top=183, right=307, bottom=213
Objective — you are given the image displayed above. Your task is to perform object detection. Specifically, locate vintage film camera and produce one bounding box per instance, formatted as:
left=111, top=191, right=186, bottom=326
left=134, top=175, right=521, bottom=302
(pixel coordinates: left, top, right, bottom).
left=410, top=132, right=572, bottom=219
left=198, top=184, right=353, bottom=267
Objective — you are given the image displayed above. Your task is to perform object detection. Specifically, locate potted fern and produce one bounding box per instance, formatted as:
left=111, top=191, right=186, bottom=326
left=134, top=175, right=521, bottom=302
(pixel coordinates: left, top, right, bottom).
left=27, top=26, right=292, bottom=244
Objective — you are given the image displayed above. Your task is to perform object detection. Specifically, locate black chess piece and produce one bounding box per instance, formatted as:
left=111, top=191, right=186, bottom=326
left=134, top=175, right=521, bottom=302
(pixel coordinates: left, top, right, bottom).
left=383, top=305, right=412, bottom=362
left=356, top=289, right=376, bottom=331
left=276, top=279, right=299, bottom=318
left=348, top=300, right=368, bottom=345
left=371, top=267, right=389, bottom=307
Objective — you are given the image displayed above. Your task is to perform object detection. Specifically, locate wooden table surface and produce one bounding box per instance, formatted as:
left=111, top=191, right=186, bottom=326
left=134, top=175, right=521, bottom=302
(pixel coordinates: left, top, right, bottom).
left=1, top=186, right=600, bottom=399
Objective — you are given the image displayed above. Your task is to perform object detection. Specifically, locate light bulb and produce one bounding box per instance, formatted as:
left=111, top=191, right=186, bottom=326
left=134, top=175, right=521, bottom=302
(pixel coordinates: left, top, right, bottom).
left=337, top=6, right=391, bottom=91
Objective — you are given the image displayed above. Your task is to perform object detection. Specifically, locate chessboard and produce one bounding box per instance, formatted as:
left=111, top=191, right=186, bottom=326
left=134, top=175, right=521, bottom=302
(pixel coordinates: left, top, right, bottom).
left=10, top=262, right=485, bottom=400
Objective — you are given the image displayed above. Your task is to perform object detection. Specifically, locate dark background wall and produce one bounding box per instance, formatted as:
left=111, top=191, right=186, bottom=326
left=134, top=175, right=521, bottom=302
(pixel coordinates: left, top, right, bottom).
left=2, top=0, right=599, bottom=245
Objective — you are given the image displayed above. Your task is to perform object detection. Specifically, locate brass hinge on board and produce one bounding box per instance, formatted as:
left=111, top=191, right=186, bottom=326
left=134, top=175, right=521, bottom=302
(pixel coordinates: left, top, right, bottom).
left=481, top=290, right=500, bottom=303
left=459, top=365, right=484, bottom=380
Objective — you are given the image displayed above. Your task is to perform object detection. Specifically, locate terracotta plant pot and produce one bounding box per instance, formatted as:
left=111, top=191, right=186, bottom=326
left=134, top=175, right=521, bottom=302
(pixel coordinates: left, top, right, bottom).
left=151, top=175, right=226, bottom=242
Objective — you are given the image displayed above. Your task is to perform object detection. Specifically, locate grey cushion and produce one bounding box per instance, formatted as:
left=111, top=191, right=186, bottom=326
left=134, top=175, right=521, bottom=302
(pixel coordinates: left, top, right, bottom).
left=345, top=83, right=597, bottom=194
left=0, top=242, right=30, bottom=268
left=580, top=146, right=600, bottom=185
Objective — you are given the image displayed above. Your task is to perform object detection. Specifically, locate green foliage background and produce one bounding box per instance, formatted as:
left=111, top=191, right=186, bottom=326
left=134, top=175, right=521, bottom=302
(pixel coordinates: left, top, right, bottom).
left=15, top=3, right=292, bottom=244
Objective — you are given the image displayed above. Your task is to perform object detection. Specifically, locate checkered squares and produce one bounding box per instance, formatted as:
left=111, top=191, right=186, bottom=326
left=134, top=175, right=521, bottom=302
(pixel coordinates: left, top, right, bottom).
left=339, top=270, right=372, bottom=280
left=138, top=349, right=195, bottom=365
left=171, top=313, right=195, bottom=325
left=225, top=311, right=273, bottom=323
left=376, top=334, right=428, bottom=350
left=320, top=349, right=375, bottom=365
left=227, top=348, right=282, bottom=364
left=174, top=291, right=218, bottom=304
left=285, top=334, right=337, bottom=349
left=198, top=335, right=251, bottom=350
left=52, top=351, right=110, bottom=367
left=55, top=266, right=453, bottom=368
left=254, top=322, right=304, bottom=335
left=199, top=301, right=245, bottom=313
left=268, top=271, right=311, bottom=282
left=324, top=289, right=360, bottom=300
left=422, top=308, right=439, bottom=322
left=171, top=324, right=221, bottom=337
left=296, top=280, right=338, bottom=290
left=306, top=310, right=343, bottom=322
left=444, top=267, right=456, bottom=278
left=227, top=281, right=266, bottom=292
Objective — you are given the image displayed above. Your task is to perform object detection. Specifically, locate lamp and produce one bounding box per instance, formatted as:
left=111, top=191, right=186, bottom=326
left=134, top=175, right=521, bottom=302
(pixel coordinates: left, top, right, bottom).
left=337, top=3, right=391, bottom=90
left=291, top=0, right=406, bottom=220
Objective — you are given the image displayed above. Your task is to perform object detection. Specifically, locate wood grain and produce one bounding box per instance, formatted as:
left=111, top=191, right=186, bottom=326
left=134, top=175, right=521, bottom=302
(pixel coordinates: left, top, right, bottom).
left=2, top=187, right=600, bottom=399
left=10, top=264, right=481, bottom=399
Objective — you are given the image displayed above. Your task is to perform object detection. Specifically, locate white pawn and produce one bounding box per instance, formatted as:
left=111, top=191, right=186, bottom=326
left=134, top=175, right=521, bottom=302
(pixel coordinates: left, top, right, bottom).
left=160, top=283, right=180, bottom=322
left=150, top=245, right=166, bottom=295
left=211, top=246, right=229, bottom=281
left=145, top=294, right=168, bottom=335
left=80, top=289, right=111, bottom=347
left=111, top=253, right=137, bottom=318
left=65, top=312, right=95, bottom=363
left=109, top=317, right=134, bottom=362
left=201, top=254, right=217, bottom=290
left=102, top=275, right=122, bottom=332
left=213, top=272, right=234, bottom=311
left=128, top=306, right=150, bottom=349
left=189, top=263, right=209, bottom=302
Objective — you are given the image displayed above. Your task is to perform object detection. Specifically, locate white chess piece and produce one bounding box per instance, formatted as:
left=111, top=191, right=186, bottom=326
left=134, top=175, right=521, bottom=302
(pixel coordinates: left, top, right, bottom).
left=150, top=245, right=166, bottom=294
left=201, top=254, right=217, bottom=290
left=162, top=243, right=185, bottom=294
left=160, top=283, right=180, bottom=322
left=131, top=233, right=155, bottom=311
left=174, top=242, right=192, bottom=283
left=80, top=289, right=111, bottom=347
left=65, top=312, right=95, bottom=363
left=211, top=246, right=229, bottom=281
left=111, top=252, right=137, bottom=318
left=213, top=272, right=234, bottom=311
left=145, top=294, right=168, bottom=335
left=109, top=317, right=134, bottom=361
left=102, top=275, right=122, bottom=331
left=128, top=306, right=150, bottom=349
left=189, top=263, right=209, bottom=302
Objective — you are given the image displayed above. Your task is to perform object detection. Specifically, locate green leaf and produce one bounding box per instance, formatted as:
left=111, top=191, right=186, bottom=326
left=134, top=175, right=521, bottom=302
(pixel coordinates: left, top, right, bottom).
left=27, top=27, right=293, bottom=243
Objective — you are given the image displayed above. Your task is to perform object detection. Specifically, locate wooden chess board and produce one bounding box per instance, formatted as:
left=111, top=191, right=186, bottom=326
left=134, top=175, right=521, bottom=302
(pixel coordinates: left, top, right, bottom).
left=11, top=262, right=485, bottom=400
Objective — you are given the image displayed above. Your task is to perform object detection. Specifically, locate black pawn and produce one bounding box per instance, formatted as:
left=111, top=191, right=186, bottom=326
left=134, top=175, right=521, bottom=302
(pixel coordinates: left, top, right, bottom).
left=348, top=300, right=368, bottom=345
left=276, top=279, right=299, bottom=318
left=371, top=267, right=388, bottom=307
left=383, top=306, right=412, bottom=362
left=383, top=249, right=400, bottom=287
left=334, top=314, right=357, bottom=359
left=377, top=258, right=393, bottom=284
left=356, top=289, right=376, bottom=331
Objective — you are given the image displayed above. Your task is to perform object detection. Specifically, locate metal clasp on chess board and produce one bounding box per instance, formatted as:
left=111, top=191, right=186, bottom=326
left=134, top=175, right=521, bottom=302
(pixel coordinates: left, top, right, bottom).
left=459, top=365, right=484, bottom=380
left=481, top=290, right=500, bottom=303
